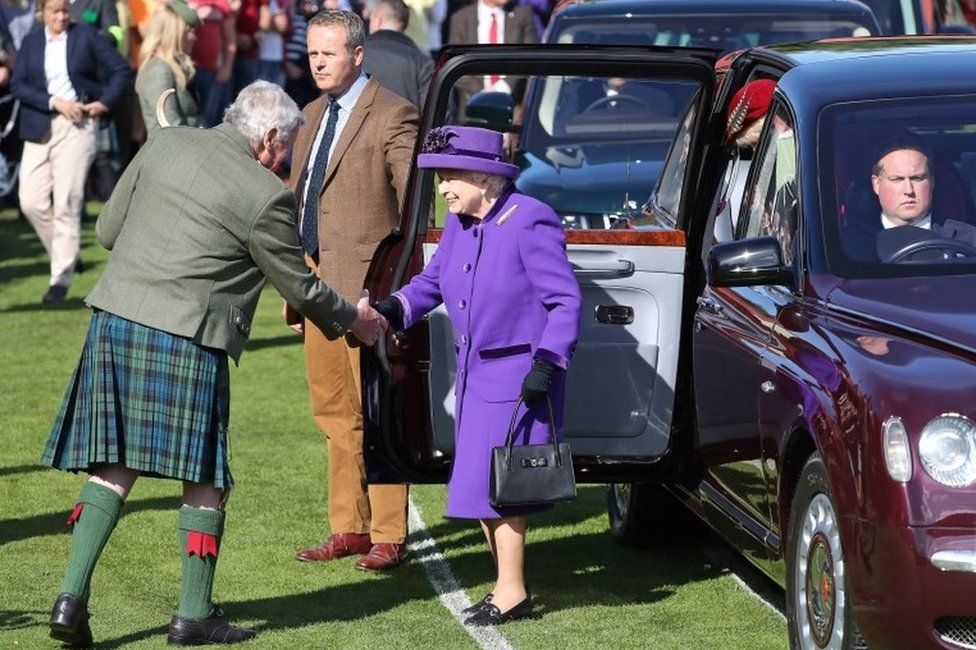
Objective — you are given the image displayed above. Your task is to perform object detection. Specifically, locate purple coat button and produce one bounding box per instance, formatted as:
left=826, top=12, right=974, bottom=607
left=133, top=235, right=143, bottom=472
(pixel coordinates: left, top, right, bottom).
left=460, top=334, right=467, bottom=344
left=459, top=299, right=467, bottom=310
left=463, top=263, right=472, bottom=273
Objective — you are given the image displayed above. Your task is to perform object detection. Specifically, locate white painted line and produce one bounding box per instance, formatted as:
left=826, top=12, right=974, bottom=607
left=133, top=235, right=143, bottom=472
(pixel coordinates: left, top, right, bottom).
left=408, top=498, right=515, bottom=650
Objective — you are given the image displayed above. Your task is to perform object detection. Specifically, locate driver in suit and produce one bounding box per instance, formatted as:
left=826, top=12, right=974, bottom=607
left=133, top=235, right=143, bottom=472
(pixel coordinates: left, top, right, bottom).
left=842, top=134, right=976, bottom=261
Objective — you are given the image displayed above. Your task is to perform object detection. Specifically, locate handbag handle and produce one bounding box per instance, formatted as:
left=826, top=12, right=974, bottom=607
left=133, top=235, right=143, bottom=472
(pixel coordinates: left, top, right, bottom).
left=503, top=396, right=562, bottom=469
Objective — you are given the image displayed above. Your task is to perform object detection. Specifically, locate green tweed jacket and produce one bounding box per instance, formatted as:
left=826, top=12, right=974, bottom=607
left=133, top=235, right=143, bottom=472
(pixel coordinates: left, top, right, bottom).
left=87, top=123, right=357, bottom=363
left=136, top=58, right=199, bottom=139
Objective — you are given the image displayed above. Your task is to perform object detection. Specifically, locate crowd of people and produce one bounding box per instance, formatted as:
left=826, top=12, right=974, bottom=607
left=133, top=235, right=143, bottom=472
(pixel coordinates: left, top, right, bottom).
left=18, top=0, right=581, bottom=646
left=0, top=0, right=559, bottom=306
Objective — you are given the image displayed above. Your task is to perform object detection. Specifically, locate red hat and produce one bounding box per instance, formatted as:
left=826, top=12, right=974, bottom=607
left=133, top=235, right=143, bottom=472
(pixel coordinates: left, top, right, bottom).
left=726, top=79, right=776, bottom=142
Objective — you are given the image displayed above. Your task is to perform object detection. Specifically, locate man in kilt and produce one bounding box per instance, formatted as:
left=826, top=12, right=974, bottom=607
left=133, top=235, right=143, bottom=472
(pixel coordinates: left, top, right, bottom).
left=40, top=80, right=388, bottom=647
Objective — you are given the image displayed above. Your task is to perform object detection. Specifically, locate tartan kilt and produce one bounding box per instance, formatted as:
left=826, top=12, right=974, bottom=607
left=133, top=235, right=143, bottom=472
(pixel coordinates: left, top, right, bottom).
left=41, top=310, right=233, bottom=490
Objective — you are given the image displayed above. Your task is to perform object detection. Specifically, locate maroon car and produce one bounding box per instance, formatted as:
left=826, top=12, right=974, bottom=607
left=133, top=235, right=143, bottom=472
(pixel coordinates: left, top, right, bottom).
left=364, top=37, right=976, bottom=649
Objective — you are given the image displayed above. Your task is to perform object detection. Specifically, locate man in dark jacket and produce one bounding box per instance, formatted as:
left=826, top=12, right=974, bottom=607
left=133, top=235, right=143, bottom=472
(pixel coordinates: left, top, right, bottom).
left=363, top=0, right=432, bottom=108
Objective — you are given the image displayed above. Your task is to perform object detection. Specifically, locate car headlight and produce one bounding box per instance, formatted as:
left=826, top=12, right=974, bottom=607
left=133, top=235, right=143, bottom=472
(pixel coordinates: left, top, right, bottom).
left=918, top=414, right=976, bottom=487
left=883, top=416, right=912, bottom=482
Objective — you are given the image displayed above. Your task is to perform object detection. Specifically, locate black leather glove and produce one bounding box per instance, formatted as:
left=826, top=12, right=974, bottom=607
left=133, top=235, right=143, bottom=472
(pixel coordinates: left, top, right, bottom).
left=521, top=358, right=557, bottom=405
left=373, top=295, right=404, bottom=331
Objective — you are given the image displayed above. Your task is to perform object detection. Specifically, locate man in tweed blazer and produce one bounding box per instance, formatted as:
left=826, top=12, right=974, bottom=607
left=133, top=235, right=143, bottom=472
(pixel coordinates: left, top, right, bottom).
left=41, top=82, right=387, bottom=647
left=288, top=9, right=418, bottom=571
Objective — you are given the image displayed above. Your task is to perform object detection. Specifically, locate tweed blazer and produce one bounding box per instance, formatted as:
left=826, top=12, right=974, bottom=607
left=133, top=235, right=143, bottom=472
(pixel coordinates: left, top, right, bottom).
left=88, top=123, right=357, bottom=363
left=136, top=57, right=199, bottom=139
left=289, top=78, right=418, bottom=303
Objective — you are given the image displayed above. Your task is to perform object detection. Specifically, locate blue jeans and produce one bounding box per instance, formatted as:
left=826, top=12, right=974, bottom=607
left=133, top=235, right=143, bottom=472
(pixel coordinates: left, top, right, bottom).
left=256, top=60, right=285, bottom=88
left=194, top=69, right=232, bottom=127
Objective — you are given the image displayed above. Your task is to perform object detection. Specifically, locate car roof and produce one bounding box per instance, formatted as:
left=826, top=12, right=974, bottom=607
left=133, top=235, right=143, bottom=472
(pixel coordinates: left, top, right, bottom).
left=768, top=37, right=976, bottom=104
left=554, top=0, right=878, bottom=20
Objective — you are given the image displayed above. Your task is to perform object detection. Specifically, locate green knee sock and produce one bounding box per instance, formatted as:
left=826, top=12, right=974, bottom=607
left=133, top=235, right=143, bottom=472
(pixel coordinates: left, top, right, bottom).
left=177, top=506, right=225, bottom=621
left=60, top=482, right=124, bottom=603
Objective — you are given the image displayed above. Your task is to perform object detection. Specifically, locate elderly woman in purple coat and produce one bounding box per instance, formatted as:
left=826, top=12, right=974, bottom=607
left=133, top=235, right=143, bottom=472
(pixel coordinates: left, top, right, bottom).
left=375, top=125, right=581, bottom=626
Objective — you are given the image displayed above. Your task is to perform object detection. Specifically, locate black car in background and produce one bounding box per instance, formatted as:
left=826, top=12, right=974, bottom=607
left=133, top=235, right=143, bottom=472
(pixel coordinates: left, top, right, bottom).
left=509, top=0, right=882, bottom=229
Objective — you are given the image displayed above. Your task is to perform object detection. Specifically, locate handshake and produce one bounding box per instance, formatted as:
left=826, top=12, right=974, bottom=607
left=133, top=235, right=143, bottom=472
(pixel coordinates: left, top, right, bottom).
left=285, top=290, right=404, bottom=347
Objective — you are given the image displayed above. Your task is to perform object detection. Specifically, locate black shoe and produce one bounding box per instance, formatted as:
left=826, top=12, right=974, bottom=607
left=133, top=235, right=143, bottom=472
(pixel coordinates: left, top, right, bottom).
left=462, top=593, right=493, bottom=615
left=167, top=606, right=256, bottom=645
left=49, top=593, right=93, bottom=647
left=75, top=258, right=85, bottom=274
left=42, top=285, right=68, bottom=304
left=464, top=596, right=533, bottom=626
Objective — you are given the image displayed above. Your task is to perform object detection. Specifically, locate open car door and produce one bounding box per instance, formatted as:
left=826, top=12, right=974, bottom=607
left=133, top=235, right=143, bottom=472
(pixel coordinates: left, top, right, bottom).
left=363, top=44, right=718, bottom=483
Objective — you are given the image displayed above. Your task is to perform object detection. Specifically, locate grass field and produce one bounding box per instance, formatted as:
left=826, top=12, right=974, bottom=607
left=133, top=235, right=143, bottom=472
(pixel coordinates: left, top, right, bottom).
left=0, top=209, right=787, bottom=648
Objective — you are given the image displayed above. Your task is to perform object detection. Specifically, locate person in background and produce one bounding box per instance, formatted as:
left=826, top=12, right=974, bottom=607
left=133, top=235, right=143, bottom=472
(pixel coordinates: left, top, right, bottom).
left=255, top=0, right=290, bottom=86
left=289, top=9, right=417, bottom=572
left=71, top=0, right=124, bottom=42
left=363, top=0, right=431, bottom=108
left=190, top=0, right=237, bottom=125
left=447, top=0, right=537, bottom=117
left=40, top=81, right=387, bottom=648
left=136, top=0, right=200, bottom=136
left=11, top=0, right=132, bottom=304
left=231, top=0, right=266, bottom=96
left=401, top=0, right=436, bottom=50
left=283, top=0, right=316, bottom=107
left=374, top=125, right=582, bottom=626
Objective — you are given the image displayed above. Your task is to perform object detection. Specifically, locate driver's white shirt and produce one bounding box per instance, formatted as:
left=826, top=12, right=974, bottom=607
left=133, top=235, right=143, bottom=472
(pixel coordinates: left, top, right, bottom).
left=881, top=212, right=932, bottom=230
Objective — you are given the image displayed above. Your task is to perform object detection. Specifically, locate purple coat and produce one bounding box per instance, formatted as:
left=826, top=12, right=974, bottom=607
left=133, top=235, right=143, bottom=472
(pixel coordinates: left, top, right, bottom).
left=396, top=187, right=582, bottom=519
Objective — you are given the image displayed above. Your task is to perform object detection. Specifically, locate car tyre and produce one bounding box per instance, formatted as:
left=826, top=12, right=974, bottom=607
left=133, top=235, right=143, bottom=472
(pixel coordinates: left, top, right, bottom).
left=786, top=454, right=867, bottom=650
left=607, top=482, right=693, bottom=547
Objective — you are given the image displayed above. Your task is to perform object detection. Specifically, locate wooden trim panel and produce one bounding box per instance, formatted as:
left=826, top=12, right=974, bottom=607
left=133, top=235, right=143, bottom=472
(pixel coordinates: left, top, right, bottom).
left=424, top=228, right=686, bottom=246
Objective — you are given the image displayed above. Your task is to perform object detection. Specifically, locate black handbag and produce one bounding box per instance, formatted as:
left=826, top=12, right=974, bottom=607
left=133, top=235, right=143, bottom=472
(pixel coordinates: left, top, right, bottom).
left=489, top=396, right=577, bottom=507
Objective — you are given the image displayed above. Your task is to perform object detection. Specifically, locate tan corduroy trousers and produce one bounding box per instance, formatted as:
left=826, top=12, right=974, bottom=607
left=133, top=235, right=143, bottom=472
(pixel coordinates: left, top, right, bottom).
left=304, top=320, right=409, bottom=544
left=19, top=114, right=97, bottom=289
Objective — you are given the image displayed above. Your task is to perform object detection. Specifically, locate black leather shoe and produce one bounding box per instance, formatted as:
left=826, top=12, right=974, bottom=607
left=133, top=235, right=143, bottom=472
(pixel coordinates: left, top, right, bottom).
left=49, top=592, right=93, bottom=647
left=464, top=596, right=533, bottom=626
left=462, top=593, right=493, bottom=615
left=42, top=285, right=68, bottom=304
left=167, top=606, right=256, bottom=645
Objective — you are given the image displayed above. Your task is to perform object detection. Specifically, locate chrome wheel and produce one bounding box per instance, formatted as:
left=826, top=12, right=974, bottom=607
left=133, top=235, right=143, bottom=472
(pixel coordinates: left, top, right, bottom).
left=794, top=493, right=846, bottom=649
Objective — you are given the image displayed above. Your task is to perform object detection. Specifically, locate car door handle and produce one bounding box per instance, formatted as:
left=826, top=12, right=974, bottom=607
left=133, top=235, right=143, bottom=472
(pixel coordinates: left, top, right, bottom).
left=573, top=259, right=635, bottom=276
left=595, top=305, right=634, bottom=325
left=696, top=295, right=724, bottom=314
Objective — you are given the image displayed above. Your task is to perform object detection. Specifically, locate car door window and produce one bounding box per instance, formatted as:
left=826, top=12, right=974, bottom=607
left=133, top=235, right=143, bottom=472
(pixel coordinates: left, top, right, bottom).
left=738, top=104, right=798, bottom=266
left=649, top=90, right=700, bottom=226
left=438, top=72, right=700, bottom=230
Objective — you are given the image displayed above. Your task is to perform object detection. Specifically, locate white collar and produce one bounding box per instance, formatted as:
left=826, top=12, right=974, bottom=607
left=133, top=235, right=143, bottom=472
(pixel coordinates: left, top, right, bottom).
left=881, top=212, right=932, bottom=230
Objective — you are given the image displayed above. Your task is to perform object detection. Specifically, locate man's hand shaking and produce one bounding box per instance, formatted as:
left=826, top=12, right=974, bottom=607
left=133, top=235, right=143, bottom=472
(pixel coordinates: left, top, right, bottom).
left=348, top=289, right=388, bottom=346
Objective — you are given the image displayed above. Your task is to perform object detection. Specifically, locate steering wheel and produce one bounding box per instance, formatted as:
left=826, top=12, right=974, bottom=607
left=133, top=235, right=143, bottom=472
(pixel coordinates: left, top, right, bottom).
left=582, top=94, right=651, bottom=113
left=881, top=236, right=976, bottom=263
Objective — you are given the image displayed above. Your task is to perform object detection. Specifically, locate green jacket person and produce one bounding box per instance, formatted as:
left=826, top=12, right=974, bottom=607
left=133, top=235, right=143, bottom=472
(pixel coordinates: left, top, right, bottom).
left=40, top=81, right=387, bottom=647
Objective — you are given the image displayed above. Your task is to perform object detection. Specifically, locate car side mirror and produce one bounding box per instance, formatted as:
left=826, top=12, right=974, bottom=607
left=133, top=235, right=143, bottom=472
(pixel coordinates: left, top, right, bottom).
left=708, top=236, right=794, bottom=288
left=464, top=91, right=518, bottom=133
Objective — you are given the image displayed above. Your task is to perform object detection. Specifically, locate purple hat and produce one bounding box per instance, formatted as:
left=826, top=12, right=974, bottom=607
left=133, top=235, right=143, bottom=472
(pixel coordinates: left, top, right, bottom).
left=417, top=126, right=519, bottom=179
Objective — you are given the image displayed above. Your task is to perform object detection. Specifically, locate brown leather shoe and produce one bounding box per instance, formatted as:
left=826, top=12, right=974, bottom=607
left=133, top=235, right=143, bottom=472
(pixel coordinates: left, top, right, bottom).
left=355, top=543, right=407, bottom=572
left=296, top=532, right=372, bottom=562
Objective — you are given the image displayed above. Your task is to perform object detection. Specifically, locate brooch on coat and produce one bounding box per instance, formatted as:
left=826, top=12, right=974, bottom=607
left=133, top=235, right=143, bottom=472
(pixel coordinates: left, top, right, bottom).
left=496, top=204, right=518, bottom=226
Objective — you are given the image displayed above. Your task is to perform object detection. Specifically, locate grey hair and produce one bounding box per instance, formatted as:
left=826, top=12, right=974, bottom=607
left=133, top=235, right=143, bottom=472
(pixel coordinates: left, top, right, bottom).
left=308, top=9, right=366, bottom=51
left=223, top=81, right=305, bottom=146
